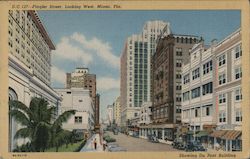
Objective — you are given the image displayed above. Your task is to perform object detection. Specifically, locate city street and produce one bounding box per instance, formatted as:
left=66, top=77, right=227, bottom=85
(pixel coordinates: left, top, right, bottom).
left=106, top=132, right=180, bottom=152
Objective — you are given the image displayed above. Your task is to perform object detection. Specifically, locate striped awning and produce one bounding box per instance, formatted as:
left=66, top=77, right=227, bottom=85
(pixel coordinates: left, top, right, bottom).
left=221, top=130, right=241, bottom=140
left=209, top=130, right=227, bottom=138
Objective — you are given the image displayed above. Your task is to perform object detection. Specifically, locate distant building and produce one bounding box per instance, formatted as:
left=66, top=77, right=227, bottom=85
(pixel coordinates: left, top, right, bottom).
left=120, top=20, right=170, bottom=127
left=151, top=33, right=199, bottom=141
left=138, top=102, right=152, bottom=139
left=66, top=67, right=97, bottom=125
left=94, top=94, right=100, bottom=129
left=54, top=88, right=94, bottom=133
left=113, top=96, right=121, bottom=126
left=8, top=10, right=61, bottom=151
left=107, top=105, right=114, bottom=125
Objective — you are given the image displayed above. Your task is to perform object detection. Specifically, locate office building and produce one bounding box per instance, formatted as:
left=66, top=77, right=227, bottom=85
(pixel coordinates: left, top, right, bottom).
left=120, top=20, right=170, bottom=127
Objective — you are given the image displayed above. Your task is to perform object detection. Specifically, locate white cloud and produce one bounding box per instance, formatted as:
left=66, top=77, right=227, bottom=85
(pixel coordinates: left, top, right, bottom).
left=97, top=77, right=120, bottom=91
left=52, top=37, right=93, bottom=65
left=51, top=66, right=66, bottom=85
left=71, top=32, right=120, bottom=68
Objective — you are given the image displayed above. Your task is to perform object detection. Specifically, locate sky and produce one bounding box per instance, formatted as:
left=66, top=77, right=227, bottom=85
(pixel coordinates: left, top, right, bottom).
left=38, top=10, right=240, bottom=120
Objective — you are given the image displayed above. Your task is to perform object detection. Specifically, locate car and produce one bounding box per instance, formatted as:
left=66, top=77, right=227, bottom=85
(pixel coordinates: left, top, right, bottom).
left=185, top=141, right=206, bottom=151
left=148, top=135, right=159, bottom=143
left=109, top=146, right=127, bottom=152
left=113, top=129, right=119, bottom=135
left=172, top=139, right=185, bottom=150
left=107, top=143, right=119, bottom=151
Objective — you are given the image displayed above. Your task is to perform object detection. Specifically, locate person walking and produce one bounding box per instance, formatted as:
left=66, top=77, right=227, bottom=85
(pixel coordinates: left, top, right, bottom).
left=103, top=140, right=107, bottom=151
left=94, top=138, right=97, bottom=150
left=91, top=138, right=94, bottom=150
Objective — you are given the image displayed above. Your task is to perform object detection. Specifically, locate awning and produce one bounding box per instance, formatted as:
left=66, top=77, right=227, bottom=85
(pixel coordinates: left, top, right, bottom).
left=196, top=131, right=210, bottom=137
left=185, top=131, right=194, bottom=135
left=221, top=130, right=241, bottom=140
left=209, top=130, right=227, bottom=138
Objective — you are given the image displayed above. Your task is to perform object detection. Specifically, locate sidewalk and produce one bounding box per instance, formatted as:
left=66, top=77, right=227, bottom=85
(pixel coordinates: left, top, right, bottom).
left=80, top=134, right=103, bottom=152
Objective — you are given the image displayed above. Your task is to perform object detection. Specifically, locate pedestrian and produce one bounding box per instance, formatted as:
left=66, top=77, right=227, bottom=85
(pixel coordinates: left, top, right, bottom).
left=103, top=140, right=107, bottom=151
left=94, top=138, right=97, bottom=150
left=91, top=138, right=94, bottom=150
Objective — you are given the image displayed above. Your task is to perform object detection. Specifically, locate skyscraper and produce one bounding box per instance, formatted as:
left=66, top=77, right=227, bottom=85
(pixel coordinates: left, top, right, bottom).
left=120, top=21, right=170, bottom=126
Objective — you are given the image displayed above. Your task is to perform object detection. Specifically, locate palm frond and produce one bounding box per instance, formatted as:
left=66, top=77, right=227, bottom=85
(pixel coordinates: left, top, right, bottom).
left=44, top=106, right=57, bottom=122
left=9, top=109, right=30, bottom=126
left=52, top=110, right=76, bottom=130
left=14, top=127, right=33, bottom=139
left=9, top=100, right=33, bottom=119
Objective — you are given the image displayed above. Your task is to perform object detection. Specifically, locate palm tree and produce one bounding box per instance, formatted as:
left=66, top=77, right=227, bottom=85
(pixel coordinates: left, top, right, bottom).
left=49, top=110, right=76, bottom=151
left=9, top=97, right=76, bottom=152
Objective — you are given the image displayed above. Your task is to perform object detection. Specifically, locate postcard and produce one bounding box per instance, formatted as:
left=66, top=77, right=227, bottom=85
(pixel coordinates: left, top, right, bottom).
left=0, top=0, right=249, bottom=159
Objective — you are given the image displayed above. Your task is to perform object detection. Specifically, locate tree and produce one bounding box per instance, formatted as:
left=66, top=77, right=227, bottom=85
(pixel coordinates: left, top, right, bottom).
left=9, top=97, right=76, bottom=152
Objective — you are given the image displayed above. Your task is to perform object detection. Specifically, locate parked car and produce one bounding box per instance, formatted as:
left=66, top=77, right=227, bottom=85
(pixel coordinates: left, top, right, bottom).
left=172, top=139, right=185, bottom=150
left=107, top=143, right=119, bottom=151
left=113, top=129, right=119, bottom=135
left=132, top=133, right=139, bottom=138
left=109, top=146, right=127, bottom=152
left=148, top=135, right=159, bottom=143
left=185, top=141, right=206, bottom=151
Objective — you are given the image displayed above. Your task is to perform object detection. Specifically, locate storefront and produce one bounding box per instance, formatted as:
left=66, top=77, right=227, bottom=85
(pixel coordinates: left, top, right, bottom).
left=209, top=130, right=242, bottom=151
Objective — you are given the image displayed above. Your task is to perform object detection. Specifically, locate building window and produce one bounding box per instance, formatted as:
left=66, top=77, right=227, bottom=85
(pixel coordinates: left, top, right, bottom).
left=176, top=84, right=182, bottom=90
left=202, top=82, right=213, bottom=95
left=192, top=68, right=200, bottom=80
left=219, top=94, right=226, bottom=104
left=235, top=110, right=242, bottom=122
left=191, top=87, right=200, bottom=99
left=218, top=54, right=226, bottom=66
left=183, top=91, right=189, bottom=101
left=235, top=67, right=242, bottom=80
left=235, top=88, right=242, bottom=101
left=235, top=45, right=242, bottom=59
left=8, top=27, right=13, bottom=36
left=219, top=111, right=226, bottom=122
left=176, top=48, right=182, bottom=56
left=75, top=116, right=82, bottom=123
left=183, top=73, right=190, bottom=84
left=79, top=100, right=83, bottom=102
left=176, top=59, right=182, bottom=67
left=176, top=73, right=182, bottom=79
left=219, top=74, right=226, bottom=85
left=176, top=97, right=182, bottom=102
left=202, top=105, right=212, bottom=117
left=203, top=60, right=213, bottom=75
left=195, top=108, right=200, bottom=117
left=134, top=112, right=138, bottom=117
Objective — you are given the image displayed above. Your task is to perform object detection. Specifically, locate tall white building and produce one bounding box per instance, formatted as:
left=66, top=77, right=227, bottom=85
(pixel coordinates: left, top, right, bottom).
left=182, top=41, right=214, bottom=131
left=181, top=29, right=242, bottom=151
left=120, top=21, right=170, bottom=126
left=8, top=10, right=61, bottom=151
left=54, top=88, right=94, bottom=132
left=8, top=10, right=55, bottom=85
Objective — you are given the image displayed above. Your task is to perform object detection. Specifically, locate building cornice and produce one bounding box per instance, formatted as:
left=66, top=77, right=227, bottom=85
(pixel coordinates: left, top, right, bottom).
left=28, top=11, right=56, bottom=50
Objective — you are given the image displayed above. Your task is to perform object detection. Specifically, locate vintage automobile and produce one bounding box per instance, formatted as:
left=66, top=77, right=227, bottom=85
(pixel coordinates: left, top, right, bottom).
left=185, top=141, right=206, bottom=151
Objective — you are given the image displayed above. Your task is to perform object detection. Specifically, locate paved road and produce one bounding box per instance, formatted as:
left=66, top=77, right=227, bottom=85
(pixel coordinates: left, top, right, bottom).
left=106, top=132, right=180, bottom=152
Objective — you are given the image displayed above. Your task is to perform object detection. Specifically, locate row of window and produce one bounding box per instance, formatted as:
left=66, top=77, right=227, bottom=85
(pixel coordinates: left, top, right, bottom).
left=219, top=110, right=242, bottom=123
left=182, top=105, right=212, bottom=118
left=183, top=82, right=213, bottom=101
left=218, top=88, right=242, bottom=104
